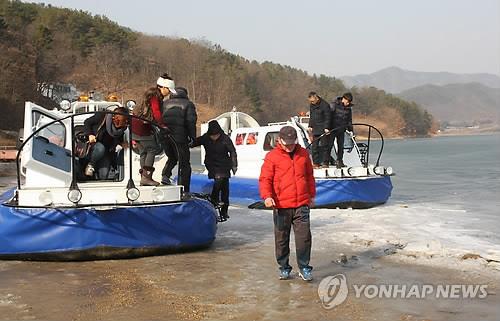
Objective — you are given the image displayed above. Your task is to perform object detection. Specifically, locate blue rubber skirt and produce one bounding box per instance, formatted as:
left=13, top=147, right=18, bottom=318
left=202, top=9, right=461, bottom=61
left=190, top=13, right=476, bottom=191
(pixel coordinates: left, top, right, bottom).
left=0, top=188, right=218, bottom=260
left=190, top=174, right=392, bottom=209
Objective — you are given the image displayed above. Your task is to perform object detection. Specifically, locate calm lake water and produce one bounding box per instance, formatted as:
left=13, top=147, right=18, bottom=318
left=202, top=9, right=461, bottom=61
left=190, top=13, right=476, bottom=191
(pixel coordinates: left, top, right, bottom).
left=379, top=134, right=500, bottom=246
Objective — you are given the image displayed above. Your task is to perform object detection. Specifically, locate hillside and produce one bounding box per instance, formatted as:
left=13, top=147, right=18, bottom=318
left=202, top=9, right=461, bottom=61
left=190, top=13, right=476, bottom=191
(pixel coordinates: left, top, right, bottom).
left=398, top=83, right=500, bottom=126
left=0, top=0, right=434, bottom=137
left=342, top=66, right=500, bottom=94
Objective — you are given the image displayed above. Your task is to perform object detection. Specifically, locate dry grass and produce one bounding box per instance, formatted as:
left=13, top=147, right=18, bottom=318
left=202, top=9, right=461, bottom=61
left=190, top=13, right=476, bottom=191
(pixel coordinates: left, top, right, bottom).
left=0, top=137, right=16, bottom=146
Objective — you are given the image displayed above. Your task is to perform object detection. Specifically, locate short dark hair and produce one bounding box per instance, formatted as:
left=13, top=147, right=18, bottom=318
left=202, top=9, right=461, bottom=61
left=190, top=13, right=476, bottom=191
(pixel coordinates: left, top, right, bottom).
left=113, top=107, right=129, bottom=115
left=342, top=92, right=353, bottom=102
left=308, top=91, right=318, bottom=98
left=161, top=73, right=173, bottom=80
left=176, top=86, right=188, bottom=96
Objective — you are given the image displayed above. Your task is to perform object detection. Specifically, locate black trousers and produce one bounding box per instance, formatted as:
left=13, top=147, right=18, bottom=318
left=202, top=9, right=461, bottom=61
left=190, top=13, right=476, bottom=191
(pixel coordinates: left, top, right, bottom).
left=162, top=141, right=192, bottom=192
left=273, top=206, right=312, bottom=271
left=311, top=135, right=329, bottom=165
left=211, top=177, right=229, bottom=217
left=332, top=130, right=345, bottom=162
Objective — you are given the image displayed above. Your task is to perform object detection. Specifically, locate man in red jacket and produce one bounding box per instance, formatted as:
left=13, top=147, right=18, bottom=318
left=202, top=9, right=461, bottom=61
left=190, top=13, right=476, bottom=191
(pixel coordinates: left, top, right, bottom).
left=259, top=126, right=316, bottom=281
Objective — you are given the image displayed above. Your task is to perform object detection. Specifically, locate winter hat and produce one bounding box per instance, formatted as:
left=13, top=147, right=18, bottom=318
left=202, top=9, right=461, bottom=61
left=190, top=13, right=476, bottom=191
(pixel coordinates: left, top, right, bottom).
left=157, top=76, right=177, bottom=95
left=279, top=126, right=298, bottom=145
left=207, top=120, right=223, bottom=135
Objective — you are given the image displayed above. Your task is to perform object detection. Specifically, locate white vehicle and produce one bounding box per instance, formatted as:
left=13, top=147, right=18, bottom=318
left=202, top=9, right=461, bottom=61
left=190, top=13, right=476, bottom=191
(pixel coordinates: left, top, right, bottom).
left=0, top=98, right=217, bottom=261
left=191, top=109, right=394, bottom=209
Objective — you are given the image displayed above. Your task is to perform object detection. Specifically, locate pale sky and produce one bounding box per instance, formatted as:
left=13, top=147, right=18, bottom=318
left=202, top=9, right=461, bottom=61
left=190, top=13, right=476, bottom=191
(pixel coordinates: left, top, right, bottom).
left=25, top=0, right=500, bottom=77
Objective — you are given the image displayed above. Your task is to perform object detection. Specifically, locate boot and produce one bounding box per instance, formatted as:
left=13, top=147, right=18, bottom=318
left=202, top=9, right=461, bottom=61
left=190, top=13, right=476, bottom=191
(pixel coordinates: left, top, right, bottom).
left=219, top=203, right=229, bottom=222
left=140, top=166, right=160, bottom=186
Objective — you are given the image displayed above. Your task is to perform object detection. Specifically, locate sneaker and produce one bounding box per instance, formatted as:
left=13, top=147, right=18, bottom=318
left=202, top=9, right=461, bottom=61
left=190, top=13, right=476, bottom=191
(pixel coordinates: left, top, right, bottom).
left=161, top=176, right=172, bottom=185
left=299, top=268, right=313, bottom=281
left=312, top=164, right=321, bottom=169
left=279, top=269, right=291, bottom=280
left=84, top=164, right=95, bottom=177
left=321, top=164, right=329, bottom=168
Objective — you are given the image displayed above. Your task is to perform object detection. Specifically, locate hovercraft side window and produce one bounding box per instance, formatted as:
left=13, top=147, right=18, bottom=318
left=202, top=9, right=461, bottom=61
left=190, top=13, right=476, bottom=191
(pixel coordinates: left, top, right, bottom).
left=31, top=111, right=66, bottom=147
left=235, top=133, right=246, bottom=145
left=30, top=110, right=70, bottom=173
left=263, top=132, right=279, bottom=151
left=246, top=132, right=258, bottom=145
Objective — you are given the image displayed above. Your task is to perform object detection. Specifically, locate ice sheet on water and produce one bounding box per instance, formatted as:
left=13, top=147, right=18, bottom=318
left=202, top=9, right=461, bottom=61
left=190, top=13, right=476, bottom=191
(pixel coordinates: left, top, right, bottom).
left=311, top=201, right=500, bottom=272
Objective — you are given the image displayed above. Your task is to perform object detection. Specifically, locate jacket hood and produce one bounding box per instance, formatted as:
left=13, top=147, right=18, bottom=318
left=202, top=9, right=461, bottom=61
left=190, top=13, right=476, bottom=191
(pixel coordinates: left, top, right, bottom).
left=206, top=120, right=223, bottom=135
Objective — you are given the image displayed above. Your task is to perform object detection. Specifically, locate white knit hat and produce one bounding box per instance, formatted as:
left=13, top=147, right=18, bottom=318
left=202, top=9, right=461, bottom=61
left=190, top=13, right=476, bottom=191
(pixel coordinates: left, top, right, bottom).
left=156, top=77, right=177, bottom=94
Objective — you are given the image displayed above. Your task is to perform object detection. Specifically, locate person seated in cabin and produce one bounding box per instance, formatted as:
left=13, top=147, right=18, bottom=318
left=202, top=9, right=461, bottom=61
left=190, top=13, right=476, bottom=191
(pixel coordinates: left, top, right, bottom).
left=246, top=132, right=257, bottom=145
left=235, top=133, right=245, bottom=145
left=83, top=107, right=129, bottom=180
left=191, top=120, right=237, bottom=222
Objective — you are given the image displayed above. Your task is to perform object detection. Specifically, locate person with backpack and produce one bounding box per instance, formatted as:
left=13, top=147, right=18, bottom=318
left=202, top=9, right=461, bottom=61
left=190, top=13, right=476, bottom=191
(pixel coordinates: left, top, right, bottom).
left=191, top=120, right=237, bottom=222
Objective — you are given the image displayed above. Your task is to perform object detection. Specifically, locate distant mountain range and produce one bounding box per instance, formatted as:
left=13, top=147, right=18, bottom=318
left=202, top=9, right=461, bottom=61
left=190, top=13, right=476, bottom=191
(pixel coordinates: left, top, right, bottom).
left=341, top=66, right=500, bottom=94
left=341, top=67, right=500, bottom=126
left=398, top=82, right=500, bottom=125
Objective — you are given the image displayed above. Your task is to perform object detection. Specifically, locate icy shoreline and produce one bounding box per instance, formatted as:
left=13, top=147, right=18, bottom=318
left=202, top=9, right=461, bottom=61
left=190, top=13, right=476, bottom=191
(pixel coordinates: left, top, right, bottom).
left=311, top=202, right=500, bottom=279
left=2, top=163, right=499, bottom=279
left=1, top=200, right=499, bottom=320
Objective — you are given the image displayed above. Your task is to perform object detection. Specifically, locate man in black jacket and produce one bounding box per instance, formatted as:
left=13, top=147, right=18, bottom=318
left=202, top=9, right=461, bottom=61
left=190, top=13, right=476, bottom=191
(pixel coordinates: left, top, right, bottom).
left=330, top=92, right=353, bottom=168
left=161, top=86, right=197, bottom=192
left=307, top=92, right=331, bottom=167
left=192, top=120, right=237, bottom=221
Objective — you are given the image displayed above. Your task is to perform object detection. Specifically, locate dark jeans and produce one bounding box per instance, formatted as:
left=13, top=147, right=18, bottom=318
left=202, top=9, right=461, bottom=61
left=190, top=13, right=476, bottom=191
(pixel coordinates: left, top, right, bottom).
left=211, top=177, right=229, bottom=217
left=273, top=206, right=312, bottom=271
left=332, top=130, right=345, bottom=161
left=162, top=141, right=191, bottom=192
left=312, top=135, right=330, bottom=165
left=88, top=142, right=112, bottom=179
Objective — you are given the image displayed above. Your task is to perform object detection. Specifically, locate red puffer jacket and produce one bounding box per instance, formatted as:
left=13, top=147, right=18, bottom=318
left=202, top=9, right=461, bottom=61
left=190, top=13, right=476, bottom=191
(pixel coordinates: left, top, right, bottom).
left=259, top=144, right=316, bottom=208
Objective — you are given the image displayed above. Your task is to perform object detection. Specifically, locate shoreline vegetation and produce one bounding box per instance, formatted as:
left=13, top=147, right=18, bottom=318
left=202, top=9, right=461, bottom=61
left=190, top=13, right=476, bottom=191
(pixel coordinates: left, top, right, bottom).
left=1, top=0, right=434, bottom=137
